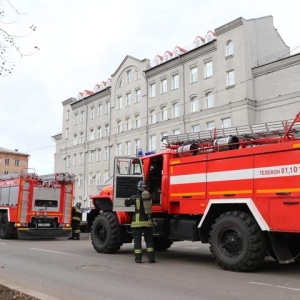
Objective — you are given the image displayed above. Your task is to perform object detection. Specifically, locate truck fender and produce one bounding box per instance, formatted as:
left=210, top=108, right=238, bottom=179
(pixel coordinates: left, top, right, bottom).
left=198, top=198, right=269, bottom=231
left=116, top=211, right=132, bottom=225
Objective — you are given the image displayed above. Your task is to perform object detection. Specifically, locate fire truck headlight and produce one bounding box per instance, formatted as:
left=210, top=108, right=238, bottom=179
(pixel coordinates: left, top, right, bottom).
left=44, top=212, right=48, bottom=217
left=36, top=212, right=41, bottom=217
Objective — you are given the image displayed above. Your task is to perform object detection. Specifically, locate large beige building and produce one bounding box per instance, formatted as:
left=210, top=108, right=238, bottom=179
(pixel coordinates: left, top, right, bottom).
left=53, top=16, right=300, bottom=207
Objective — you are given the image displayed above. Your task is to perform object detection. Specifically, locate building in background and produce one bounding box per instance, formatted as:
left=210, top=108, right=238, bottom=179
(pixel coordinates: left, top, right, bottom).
left=52, top=16, right=300, bottom=207
left=0, top=147, right=29, bottom=175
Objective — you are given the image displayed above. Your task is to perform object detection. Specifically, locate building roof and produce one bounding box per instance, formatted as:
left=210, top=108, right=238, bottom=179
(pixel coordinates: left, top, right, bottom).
left=0, top=147, right=29, bottom=156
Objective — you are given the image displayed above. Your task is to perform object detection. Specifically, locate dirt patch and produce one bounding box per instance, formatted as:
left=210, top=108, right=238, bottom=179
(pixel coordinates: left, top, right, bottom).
left=0, top=284, right=40, bottom=300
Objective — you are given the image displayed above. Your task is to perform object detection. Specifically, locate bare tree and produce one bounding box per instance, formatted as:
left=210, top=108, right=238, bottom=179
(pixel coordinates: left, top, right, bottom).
left=0, top=0, right=39, bottom=76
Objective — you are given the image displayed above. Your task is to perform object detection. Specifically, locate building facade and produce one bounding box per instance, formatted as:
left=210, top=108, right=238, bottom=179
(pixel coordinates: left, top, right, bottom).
left=53, top=16, right=300, bottom=207
left=0, top=147, right=29, bottom=175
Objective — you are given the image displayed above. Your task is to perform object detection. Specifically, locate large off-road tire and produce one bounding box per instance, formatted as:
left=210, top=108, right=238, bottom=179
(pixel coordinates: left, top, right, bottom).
left=209, top=211, right=266, bottom=272
left=91, top=212, right=121, bottom=254
left=153, top=237, right=173, bottom=251
left=0, top=213, right=15, bottom=239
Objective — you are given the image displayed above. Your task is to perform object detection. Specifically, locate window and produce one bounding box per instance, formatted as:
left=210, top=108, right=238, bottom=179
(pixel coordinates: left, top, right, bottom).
left=90, top=107, right=95, bottom=119
left=135, top=115, right=141, bottom=128
left=88, top=151, right=93, bottom=163
left=65, top=128, right=69, bottom=139
left=126, top=93, right=132, bottom=106
left=67, top=156, right=70, bottom=167
left=96, top=149, right=101, bottom=161
left=206, top=92, right=214, bottom=108
left=125, top=141, right=131, bottom=155
left=116, top=143, right=122, bottom=156
left=96, top=172, right=101, bottom=185
left=206, top=121, right=215, bottom=130
left=205, top=61, right=213, bottom=78
left=117, top=96, right=122, bottom=109
left=135, top=70, right=139, bottom=80
left=105, top=124, right=110, bottom=136
left=97, top=127, right=102, bottom=139
left=161, top=132, right=167, bottom=149
left=161, top=79, right=167, bottom=94
left=4, top=170, right=8, bottom=175
left=80, top=111, right=85, bottom=123
left=90, top=129, right=95, bottom=141
left=155, top=58, right=160, bottom=66
left=150, top=135, right=156, bottom=151
left=161, top=106, right=168, bottom=121
left=105, top=146, right=109, bottom=160
left=126, top=118, right=131, bottom=130
left=80, top=132, right=84, bottom=143
left=191, top=98, right=199, bottom=112
left=119, top=78, right=123, bottom=87
left=15, top=159, right=19, bottom=166
left=97, top=104, right=102, bottom=116
left=227, top=70, right=235, bottom=86
left=78, top=175, right=83, bottom=187
left=172, top=74, right=179, bottom=90
left=74, top=113, right=78, bottom=125
left=135, top=89, right=140, bottom=103
left=150, top=83, right=156, bottom=98
left=117, top=120, right=122, bottom=133
left=174, top=50, right=179, bottom=57
left=79, top=152, right=83, bottom=165
left=127, top=70, right=131, bottom=84
left=164, top=54, right=169, bottom=62
left=73, top=154, right=77, bottom=166
left=190, top=67, right=198, bottom=83
left=150, top=110, right=156, bottom=124
left=226, top=40, right=234, bottom=56
left=173, top=129, right=180, bottom=135
left=105, top=101, right=110, bottom=114
left=104, top=170, right=109, bottom=181
left=222, top=118, right=231, bottom=128
left=192, top=124, right=200, bottom=132
left=135, top=139, right=140, bottom=154
left=73, top=134, right=78, bottom=145
left=173, top=102, right=179, bottom=117
left=89, top=173, right=93, bottom=186
left=66, top=110, right=69, bottom=121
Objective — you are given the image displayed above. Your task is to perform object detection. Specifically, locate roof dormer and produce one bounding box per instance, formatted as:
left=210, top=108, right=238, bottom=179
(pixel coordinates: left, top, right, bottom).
left=194, top=36, right=205, bottom=47
left=205, top=30, right=216, bottom=43
left=78, top=90, right=94, bottom=100
left=106, top=78, right=112, bottom=87
left=94, top=84, right=100, bottom=93
left=173, top=46, right=186, bottom=57
left=154, top=55, right=163, bottom=66
left=163, top=51, right=173, bottom=62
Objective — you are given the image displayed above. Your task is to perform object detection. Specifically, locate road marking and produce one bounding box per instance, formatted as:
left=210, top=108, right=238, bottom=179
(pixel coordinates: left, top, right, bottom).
left=249, top=282, right=300, bottom=292
left=30, top=248, right=80, bottom=256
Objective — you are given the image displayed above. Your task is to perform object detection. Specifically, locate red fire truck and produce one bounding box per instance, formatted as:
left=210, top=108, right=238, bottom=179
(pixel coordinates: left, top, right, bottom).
left=89, top=112, right=300, bottom=272
left=0, top=171, right=74, bottom=239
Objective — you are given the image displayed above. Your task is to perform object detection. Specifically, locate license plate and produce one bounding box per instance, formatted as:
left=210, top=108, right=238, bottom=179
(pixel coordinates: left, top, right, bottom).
left=38, top=223, right=51, bottom=227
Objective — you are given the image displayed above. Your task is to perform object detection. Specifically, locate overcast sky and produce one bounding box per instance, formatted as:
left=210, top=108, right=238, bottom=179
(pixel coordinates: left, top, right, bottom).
left=0, top=0, right=299, bottom=175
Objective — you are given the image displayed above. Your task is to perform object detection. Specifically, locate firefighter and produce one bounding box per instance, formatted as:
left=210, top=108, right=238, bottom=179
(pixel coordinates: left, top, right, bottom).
left=68, top=202, right=82, bottom=240
left=125, top=180, right=155, bottom=263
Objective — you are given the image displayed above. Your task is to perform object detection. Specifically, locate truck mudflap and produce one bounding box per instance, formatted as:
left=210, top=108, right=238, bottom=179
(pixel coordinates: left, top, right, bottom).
left=17, top=228, right=72, bottom=239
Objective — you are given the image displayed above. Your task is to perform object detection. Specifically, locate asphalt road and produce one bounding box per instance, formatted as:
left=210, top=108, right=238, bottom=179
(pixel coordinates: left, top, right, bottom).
left=0, top=234, right=299, bottom=300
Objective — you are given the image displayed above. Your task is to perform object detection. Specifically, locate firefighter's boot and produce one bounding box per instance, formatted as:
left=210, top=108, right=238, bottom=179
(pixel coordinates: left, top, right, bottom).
left=148, top=252, right=155, bottom=263
left=135, top=253, right=142, bottom=263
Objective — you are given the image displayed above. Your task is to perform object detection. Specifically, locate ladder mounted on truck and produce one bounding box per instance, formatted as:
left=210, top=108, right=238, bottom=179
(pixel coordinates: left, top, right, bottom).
left=162, top=112, right=300, bottom=155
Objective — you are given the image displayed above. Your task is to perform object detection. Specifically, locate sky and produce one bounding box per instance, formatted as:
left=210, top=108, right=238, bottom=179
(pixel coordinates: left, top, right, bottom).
left=0, top=0, right=299, bottom=175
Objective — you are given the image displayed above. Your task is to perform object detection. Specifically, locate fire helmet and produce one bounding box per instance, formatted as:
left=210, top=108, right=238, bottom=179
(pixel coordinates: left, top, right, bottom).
left=76, top=202, right=81, bottom=208
left=137, top=180, right=147, bottom=191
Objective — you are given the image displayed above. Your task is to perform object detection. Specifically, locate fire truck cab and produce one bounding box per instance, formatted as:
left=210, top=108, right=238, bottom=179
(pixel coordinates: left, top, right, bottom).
left=89, top=112, right=300, bottom=272
left=0, top=171, right=74, bottom=239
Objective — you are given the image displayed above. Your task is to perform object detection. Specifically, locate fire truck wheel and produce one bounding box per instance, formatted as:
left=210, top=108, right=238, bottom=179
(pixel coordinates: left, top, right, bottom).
left=91, top=212, right=121, bottom=254
left=0, top=213, right=15, bottom=239
left=153, top=237, right=173, bottom=251
left=209, top=211, right=266, bottom=272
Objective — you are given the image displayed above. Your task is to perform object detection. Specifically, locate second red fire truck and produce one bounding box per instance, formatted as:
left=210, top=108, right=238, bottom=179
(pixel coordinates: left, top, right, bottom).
left=87, top=112, right=300, bottom=272
left=0, top=171, right=74, bottom=239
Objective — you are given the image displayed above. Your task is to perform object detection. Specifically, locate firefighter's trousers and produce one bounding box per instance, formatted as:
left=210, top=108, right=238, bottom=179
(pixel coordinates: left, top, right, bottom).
left=132, top=227, right=155, bottom=262
left=71, top=219, right=80, bottom=239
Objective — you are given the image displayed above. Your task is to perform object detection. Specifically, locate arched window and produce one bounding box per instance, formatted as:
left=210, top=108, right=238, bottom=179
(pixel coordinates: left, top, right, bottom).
left=117, top=120, right=122, bottom=133
left=226, top=40, right=234, bottom=56
left=164, top=54, right=169, bottom=62
left=149, top=110, right=156, bottom=124
left=191, top=98, right=199, bottom=112
left=161, top=106, right=168, bottom=121
left=206, top=92, right=214, bottom=108
left=173, top=102, right=179, bottom=117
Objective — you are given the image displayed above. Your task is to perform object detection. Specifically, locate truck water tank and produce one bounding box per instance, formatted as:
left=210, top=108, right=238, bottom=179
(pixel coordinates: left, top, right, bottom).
left=177, top=143, right=198, bottom=157
left=213, top=136, right=239, bottom=151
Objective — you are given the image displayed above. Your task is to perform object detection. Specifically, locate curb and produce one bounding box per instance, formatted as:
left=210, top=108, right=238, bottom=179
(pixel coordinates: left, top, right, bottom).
left=0, top=277, right=60, bottom=300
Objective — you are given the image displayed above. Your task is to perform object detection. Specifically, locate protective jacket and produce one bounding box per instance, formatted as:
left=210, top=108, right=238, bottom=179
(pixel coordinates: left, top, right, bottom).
left=125, top=191, right=153, bottom=228
left=72, top=206, right=82, bottom=221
